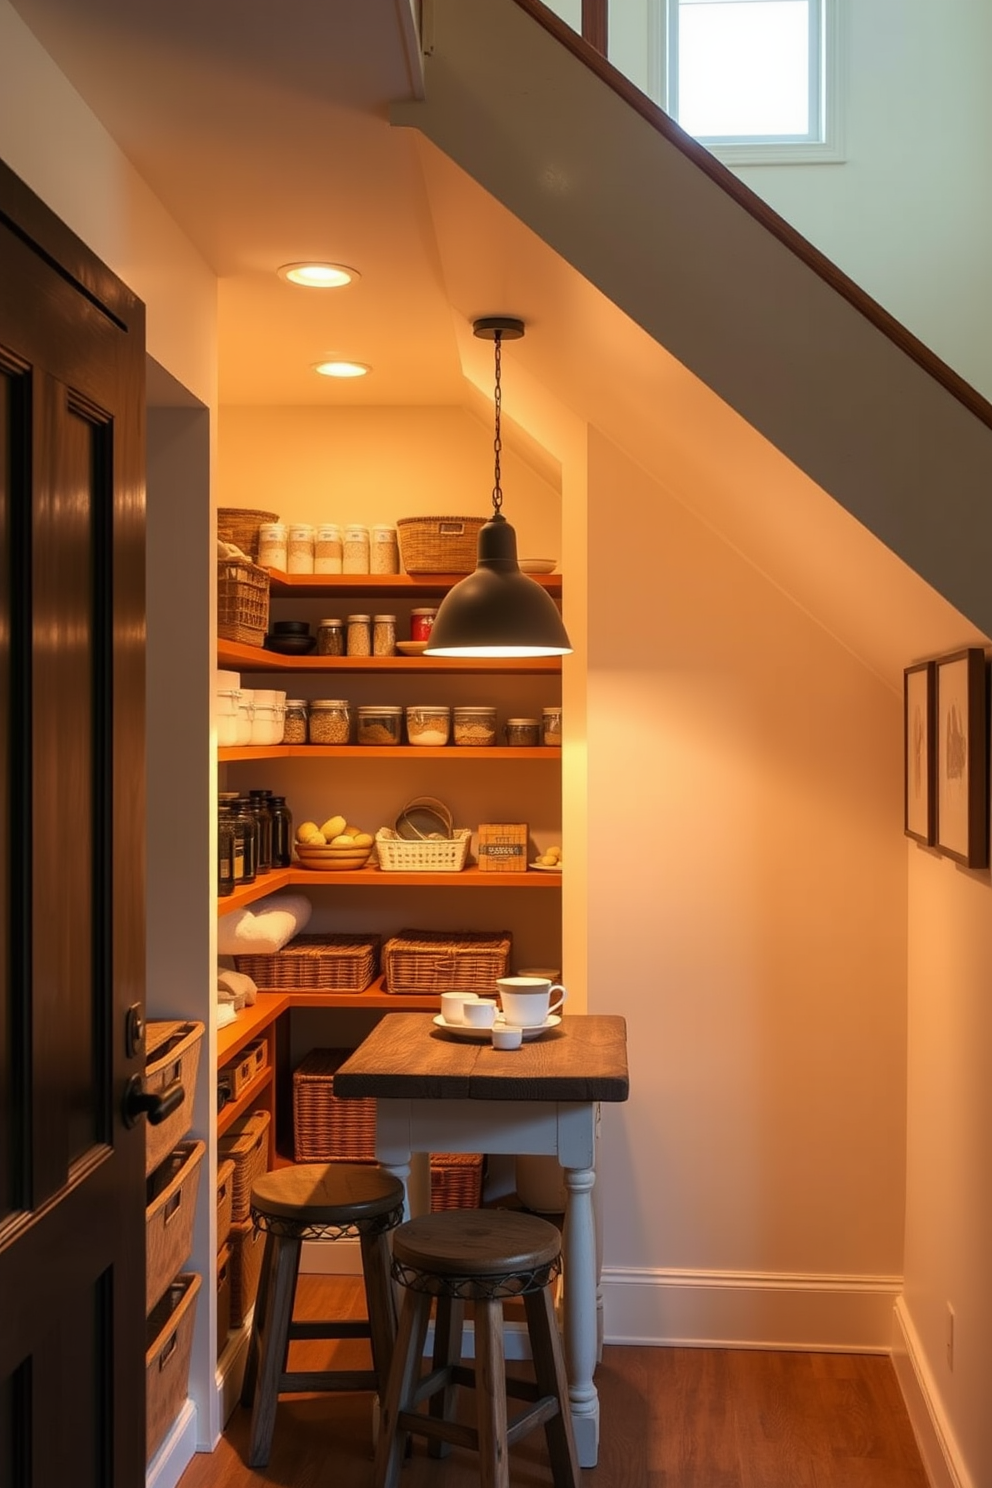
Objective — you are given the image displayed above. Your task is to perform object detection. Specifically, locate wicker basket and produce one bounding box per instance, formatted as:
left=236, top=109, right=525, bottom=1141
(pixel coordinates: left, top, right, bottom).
left=217, top=556, right=270, bottom=648
left=382, top=929, right=512, bottom=996
left=216, top=1243, right=232, bottom=1359
left=430, top=1153, right=485, bottom=1211
left=376, top=829, right=471, bottom=873
left=216, top=1157, right=236, bottom=1253
left=145, top=1139, right=205, bottom=1314
left=396, top=515, right=486, bottom=574
left=146, top=1272, right=201, bottom=1465
left=145, top=1021, right=204, bottom=1177
left=217, top=507, right=279, bottom=561
left=228, top=1216, right=266, bottom=1327
left=234, top=934, right=380, bottom=991
left=292, top=1048, right=377, bottom=1163
left=217, top=1109, right=271, bottom=1222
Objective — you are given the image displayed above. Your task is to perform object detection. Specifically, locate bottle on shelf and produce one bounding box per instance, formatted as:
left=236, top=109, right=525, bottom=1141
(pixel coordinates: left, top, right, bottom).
left=232, top=796, right=259, bottom=884
left=269, top=796, right=294, bottom=868
left=249, top=790, right=274, bottom=875
left=218, top=798, right=236, bottom=896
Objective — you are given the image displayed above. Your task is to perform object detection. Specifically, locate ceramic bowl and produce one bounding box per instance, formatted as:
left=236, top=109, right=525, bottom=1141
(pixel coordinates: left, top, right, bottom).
left=294, top=843, right=374, bottom=872
left=264, top=634, right=317, bottom=655
left=271, top=619, right=311, bottom=634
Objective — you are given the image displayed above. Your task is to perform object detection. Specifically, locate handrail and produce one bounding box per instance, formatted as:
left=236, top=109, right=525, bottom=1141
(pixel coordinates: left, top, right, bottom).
left=512, top=0, right=992, bottom=433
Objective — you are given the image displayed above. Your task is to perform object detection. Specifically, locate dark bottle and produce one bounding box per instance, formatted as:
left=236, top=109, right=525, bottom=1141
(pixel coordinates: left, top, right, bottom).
left=218, top=799, right=235, bottom=896
left=249, top=789, right=273, bottom=875
left=233, top=795, right=258, bottom=885
left=269, top=795, right=294, bottom=868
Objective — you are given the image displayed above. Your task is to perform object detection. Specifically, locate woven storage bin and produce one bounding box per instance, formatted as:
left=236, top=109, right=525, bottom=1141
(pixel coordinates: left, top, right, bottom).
left=234, top=933, right=380, bottom=991
left=229, top=1215, right=267, bottom=1327
left=146, top=1271, right=201, bottom=1465
left=382, top=929, right=512, bottom=996
left=376, top=829, right=471, bottom=873
left=217, top=1109, right=270, bottom=1222
left=217, top=1038, right=268, bottom=1101
left=216, top=1243, right=232, bottom=1359
left=145, top=1139, right=205, bottom=1314
left=216, top=1157, right=235, bottom=1252
left=396, top=515, right=486, bottom=574
left=430, top=1153, right=484, bottom=1211
left=217, top=556, right=269, bottom=647
left=145, top=1021, right=203, bottom=1177
left=292, top=1048, right=377, bottom=1163
left=217, top=507, right=279, bottom=561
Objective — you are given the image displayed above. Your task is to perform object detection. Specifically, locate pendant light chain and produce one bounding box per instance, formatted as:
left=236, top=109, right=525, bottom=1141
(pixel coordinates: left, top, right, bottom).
left=492, top=329, right=503, bottom=517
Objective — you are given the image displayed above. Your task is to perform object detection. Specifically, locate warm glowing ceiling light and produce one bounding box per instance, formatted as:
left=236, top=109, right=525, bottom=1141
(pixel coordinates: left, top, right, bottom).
left=312, top=359, right=371, bottom=379
left=278, top=262, right=358, bottom=288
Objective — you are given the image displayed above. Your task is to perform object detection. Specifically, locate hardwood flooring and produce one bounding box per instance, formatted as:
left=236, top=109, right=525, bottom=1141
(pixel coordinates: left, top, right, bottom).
left=177, top=1278, right=929, bottom=1488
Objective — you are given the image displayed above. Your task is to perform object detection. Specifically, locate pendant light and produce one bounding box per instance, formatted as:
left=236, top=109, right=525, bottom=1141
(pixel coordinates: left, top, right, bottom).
left=424, top=317, right=573, bottom=658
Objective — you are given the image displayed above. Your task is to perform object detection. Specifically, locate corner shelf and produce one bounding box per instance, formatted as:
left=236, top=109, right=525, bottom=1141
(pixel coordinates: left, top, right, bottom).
left=265, top=570, right=562, bottom=600
left=219, top=745, right=557, bottom=762
left=218, top=865, right=562, bottom=915
left=217, top=639, right=562, bottom=675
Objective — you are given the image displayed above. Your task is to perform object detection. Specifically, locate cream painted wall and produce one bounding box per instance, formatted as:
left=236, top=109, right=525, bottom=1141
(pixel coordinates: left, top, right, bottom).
left=586, top=430, right=908, bottom=1306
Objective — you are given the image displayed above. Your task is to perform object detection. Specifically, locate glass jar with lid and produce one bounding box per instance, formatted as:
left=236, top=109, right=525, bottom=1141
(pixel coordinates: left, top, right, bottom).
left=257, top=522, right=288, bottom=570
left=343, top=524, right=370, bottom=573
left=314, top=523, right=343, bottom=574
left=249, top=790, right=274, bottom=874
left=453, top=705, right=497, bottom=747
left=373, top=614, right=396, bottom=657
left=308, top=699, right=351, bottom=745
left=370, top=524, right=399, bottom=574
left=357, top=705, right=403, bottom=746
left=282, top=699, right=309, bottom=743
left=269, top=795, right=294, bottom=868
left=504, top=717, right=541, bottom=747
left=316, top=617, right=345, bottom=656
left=218, top=798, right=236, bottom=896
left=542, top=706, right=562, bottom=746
left=232, top=795, right=258, bottom=883
left=346, top=614, right=372, bottom=657
left=406, top=705, right=451, bottom=747
left=287, top=523, right=315, bottom=574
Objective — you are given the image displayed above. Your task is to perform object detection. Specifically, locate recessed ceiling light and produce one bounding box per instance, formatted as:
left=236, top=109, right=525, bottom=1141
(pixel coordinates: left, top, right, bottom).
left=312, top=359, right=371, bottom=379
left=278, top=262, right=359, bottom=288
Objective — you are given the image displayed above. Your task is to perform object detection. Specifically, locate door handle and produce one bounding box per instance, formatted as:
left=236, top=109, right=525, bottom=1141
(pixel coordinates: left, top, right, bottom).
left=122, top=1074, right=184, bottom=1129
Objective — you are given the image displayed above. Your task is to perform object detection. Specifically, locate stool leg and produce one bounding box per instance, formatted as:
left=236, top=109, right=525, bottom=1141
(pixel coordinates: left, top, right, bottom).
left=428, top=1296, right=464, bottom=1458
left=240, top=1230, right=271, bottom=1411
left=359, top=1226, right=398, bottom=1399
left=245, top=1233, right=302, bottom=1470
left=374, top=1288, right=432, bottom=1488
left=523, top=1286, right=581, bottom=1488
left=473, top=1298, right=510, bottom=1488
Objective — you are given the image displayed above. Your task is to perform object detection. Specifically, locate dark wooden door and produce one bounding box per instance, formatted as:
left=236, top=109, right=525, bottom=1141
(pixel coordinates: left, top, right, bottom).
left=0, top=162, right=147, bottom=1486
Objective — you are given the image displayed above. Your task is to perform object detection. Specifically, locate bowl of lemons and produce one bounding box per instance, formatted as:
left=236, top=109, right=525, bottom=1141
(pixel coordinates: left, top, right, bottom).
left=294, top=815, right=376, bottom=870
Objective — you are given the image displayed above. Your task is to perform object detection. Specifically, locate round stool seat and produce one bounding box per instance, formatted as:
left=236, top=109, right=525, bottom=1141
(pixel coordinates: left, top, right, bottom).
left=251, top=1163, right=405, bottom=1241
left=392, top=1209, right=562, bottom=1300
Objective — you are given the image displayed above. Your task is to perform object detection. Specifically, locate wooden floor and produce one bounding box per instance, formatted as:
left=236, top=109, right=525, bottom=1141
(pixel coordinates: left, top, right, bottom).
left=178, top=1277, right=930, bottom=1488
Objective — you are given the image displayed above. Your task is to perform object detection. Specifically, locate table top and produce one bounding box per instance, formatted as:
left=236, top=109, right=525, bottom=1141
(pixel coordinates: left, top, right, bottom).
left=333, top=1012, right=628, bottom=1103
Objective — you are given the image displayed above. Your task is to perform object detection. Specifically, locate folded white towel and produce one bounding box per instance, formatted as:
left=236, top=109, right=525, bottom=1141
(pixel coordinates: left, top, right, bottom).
left=216, top=892, right=312, bottom=955
left=216, top=1001, right=238, bottom=1030
left=217, top=968, right=257, bottom=1007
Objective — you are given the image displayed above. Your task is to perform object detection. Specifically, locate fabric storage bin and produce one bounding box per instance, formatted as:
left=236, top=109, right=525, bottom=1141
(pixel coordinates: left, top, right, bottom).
left=292, top=1048, right=377, bottom=1163
left=216, top=1243, right=232, bottom=1358
left=234, top=933, right=380, bottom=992
left=218, top=1109, right=271, bottom=1222
left=144, top=1021, right=203, bottom=1177
left=382, top=929, right=512, bottom=996
left=229, top=1215, right=267, bottom=1327
left=145, top=1139, right=205, bottom=1313
left=430, top=1153, right=485, bottom=1211
left=396, top=514, right=486, bottom=574
left=216, top=1157, right=235, bottom=1252
left=145, top=1271, right=201, bottom=1465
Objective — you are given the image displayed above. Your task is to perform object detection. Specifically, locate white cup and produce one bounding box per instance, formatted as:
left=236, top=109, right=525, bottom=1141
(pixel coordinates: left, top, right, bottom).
left=462, top=998, right=498, bottom=1029
left=492, top=1025, right=523, bottom=1051
left=440, top=992, right=478, bottom=1025
left=496, top=977, right=567, bottom=1028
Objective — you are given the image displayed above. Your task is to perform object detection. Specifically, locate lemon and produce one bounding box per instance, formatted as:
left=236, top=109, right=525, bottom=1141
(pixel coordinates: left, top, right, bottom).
left=320, top=814, right=347, bottom=840
left=297, top=822, right=325, bottom=844
left=331, top=834, right=355, bottom=847
left=352, top=831, right=374, bottom=848
left=343, top=823, right=362, bottom=838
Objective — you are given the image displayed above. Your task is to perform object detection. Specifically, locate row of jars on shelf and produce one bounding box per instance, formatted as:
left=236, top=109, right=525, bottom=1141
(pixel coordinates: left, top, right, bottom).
left=218, top=690, right=562, bottom=749
left=218, top=790, right=293, bottom=894
left=258, top=521, right=399, bottom=575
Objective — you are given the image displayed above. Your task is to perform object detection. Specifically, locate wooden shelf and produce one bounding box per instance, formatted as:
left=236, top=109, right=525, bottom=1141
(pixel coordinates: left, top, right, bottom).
left=217, top=1066, right=273, bottom=1136
left=215, top=985, right=440, bottom=1069
left=265, top=569, right=562, bottom=599
left=216, top=992, right=289, bottom=1062
left=218, top=871, right=293, bottom=914
left=218, top=864, right=560, bottom=914
left=217, top=639, right=562, bottom=675
left=219, top=745, right=558, bottom=763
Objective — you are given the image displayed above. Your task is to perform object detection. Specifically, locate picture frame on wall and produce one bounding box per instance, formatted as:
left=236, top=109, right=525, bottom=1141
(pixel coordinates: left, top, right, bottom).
left=903, top=660, right=935, bottom=845
left=934, top=647, right=988, bottom=869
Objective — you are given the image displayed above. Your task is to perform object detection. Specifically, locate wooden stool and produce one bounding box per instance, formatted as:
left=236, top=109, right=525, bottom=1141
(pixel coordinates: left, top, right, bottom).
left=240, top=1162, right=405, bottom=1468
left=374, top=1209, right=580, bottom=1488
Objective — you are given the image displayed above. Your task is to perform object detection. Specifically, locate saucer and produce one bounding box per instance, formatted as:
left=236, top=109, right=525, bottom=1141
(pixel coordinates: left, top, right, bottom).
left=396, top=640, right=428, bottom=655
left=432, top=1013, right=561, bottom=1042
left=530, top=861, right=562, bottom=873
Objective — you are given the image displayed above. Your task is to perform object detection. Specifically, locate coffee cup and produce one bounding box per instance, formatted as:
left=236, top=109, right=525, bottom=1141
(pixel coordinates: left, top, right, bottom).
left=440, top=992, right=478, bottom=1025
left=462, top=998, right=498, bottom=1029
left=495, top=976, right=567, bottom=1028
left=492, top=1025, right=523, bottom=1051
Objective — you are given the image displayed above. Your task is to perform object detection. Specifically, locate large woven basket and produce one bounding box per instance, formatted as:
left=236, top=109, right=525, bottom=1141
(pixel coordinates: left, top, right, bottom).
left=396, top=515, right=485, bottom=574
left=217, top=1109, right=271, bottom=1222
left=228, top=1216, right=266, bottom=1327
left=235, top=934, right=380, bottom=991
left=382, top=929, right=512, bottom=996
left=293, top=1048, right=377, bottom=1163
left=430, top=1153, right=484, bottom=1211
left=145, top=1139, right=205, bottom=1314
left=217, top=556, right=269, bottom=647
left=217, top=507, right=279, bottom=561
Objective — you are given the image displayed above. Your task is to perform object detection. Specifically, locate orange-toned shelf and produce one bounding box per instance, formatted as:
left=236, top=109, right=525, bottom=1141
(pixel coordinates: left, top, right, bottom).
left=218, top=864, right=561, bottom=915
left=216, top=1067, right=274, bottom=1136
left=265, top=569, right=561, bottom=600
left=215, top=985, right=440, bottom=1067
left=217, top=639, right=562, bottom=675
left=218, top=744, right=556, bottom=762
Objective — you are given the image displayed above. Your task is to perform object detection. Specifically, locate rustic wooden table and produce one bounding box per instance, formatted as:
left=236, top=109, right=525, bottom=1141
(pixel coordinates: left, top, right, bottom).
left=334, top=1012, right=629, bottom=1466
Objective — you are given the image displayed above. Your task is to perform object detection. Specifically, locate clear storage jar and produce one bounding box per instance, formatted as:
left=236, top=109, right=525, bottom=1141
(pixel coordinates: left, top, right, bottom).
left=287, top=524, right=315, bottom=574
left=370, top=524, right=399, bottom=574
left=346, top=614, right=372, bottom=657
left=316, top=618, right=345, bottom=656
left=357, top=705, right=403, bottom=746
left=406, top=705, right=451, bottom=747
left=282, top=699, right=309, bottom=743
left=542, top=706, right=562, bottom=746
left=373, top=614, right=396, bottom=656
left=504, top=717, right=541, bottom=747
left=453, top=705, right=497, bottom=747
left=314, top=523, right=343, bottom=574
left=308, top=699, right=351, bottom=745
left=343, top=524, right=370, bottom=573
left=256, top=522, right=288, bottom=570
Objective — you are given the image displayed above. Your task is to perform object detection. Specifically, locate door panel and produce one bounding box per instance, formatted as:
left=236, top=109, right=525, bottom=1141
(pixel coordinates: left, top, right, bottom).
left=0, top=162, right=147, bottom=1487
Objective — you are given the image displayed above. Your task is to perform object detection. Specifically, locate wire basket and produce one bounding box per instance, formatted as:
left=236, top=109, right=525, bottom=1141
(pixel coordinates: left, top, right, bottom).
left=217, top=507, right=279, bottom=561
left=376, top=828, right=471, bottom=873
left=217, top=556, right=270, bottom=647
left=396, top=515, right=486, bottom=574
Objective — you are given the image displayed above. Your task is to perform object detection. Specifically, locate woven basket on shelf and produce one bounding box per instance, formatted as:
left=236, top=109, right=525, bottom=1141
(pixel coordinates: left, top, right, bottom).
left=217, top=1109, right=270, bottom=1222
left=396, top=515, right=485, bottom=574
left=376, top=829, right=471, bottom=874
left=217, top=507, right=279, bottom=561
left=234, top=934, right=380, bottom=991
left=217, top=556, right=269, bottom=648
left=382, top=929, right=512, bottom=996
left=228, top=1216, right=266, bottom=1327
left=292, top=1048, right=377, bottom=1163
left=430, top=1153, right=485, bottom=1211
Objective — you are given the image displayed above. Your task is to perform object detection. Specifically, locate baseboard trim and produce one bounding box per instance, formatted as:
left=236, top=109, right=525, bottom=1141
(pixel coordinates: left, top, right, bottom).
left=892, top=1299, right=969, bottom=1488
left=145, top=1398, right=197, bottom=1488
left=602, top=1265, right=901, bottom=1352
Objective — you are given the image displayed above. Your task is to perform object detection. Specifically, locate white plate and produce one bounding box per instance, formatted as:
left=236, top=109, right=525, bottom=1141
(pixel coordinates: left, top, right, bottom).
left=395, top=640, right=428, bottom=655
left=519, top=558, right=557, bottom=575
left=530, top=861, right=562, bottom=873
left=432, top=1013, right=562, bottom=1042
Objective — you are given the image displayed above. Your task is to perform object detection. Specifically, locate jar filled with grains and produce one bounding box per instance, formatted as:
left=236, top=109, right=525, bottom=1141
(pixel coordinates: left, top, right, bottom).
left=282, top=699, right=309, bottom=743
left=287, top=523, right=315, bottom=573
left=542, top=706, right=562, bottom=746
left=343, top=523, right=370, bottom=573
left=316, top=618, right=345, bottom=656
left=257, top=522, right=288, bottom=570
left=504, top=717, right=541, bottom=747
left=373, top=614, right=396, bottom=656
left=453, top=705, right=497, bottom=747
left=357, top=705, right=403, bottom=746
left=406, top=705, right=451, bottom=747
left=370, top=524, right=399, bottom=574
left=314, top=523, right=343, bottom=574
left=346, top=614, right=372, bottom=657
left=308, top=699, right=351, bottom=745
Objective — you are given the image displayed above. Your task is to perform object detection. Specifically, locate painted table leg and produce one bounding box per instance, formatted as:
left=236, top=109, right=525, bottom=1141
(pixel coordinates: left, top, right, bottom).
left=561, top=1162, right=599, bottom=1467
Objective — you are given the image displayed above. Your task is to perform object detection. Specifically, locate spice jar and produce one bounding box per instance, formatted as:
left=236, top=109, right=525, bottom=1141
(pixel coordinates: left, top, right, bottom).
left=453, top=705, right=497, bottom=747
left=287, top=523, right=315, bottom=574
left=370, top=523, right=399, bottom=574
left=269, top=795, right=294, bottom=868
left=373, top=614, right=396, bottom=656
left=357, top=705, right=403, bottom=746
left=257, top=522, right=288, bottom=570
left=346, top=614, right=372, bottom=657
left=504, top=717, right=541, bottom=747
left=314, top=523, right=343, bottom=574
left=343, top=523, right=370, bottom=573
left=316, top=618, right=345, bottom=656
left=232, top=796, right=258, bottom=883
left=308, top=699, right=351, bottom=745
left=410, top=607, right=437, bottom=642
left=282, top=699, right=309, bottom=743
left=406, top=705, right=451, bottom=747
left=542, top=706, right=562, bottom=746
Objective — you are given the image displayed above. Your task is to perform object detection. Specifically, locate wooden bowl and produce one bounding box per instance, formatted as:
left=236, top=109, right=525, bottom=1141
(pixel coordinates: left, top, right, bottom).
left=294, top=843, right=374, bottom=872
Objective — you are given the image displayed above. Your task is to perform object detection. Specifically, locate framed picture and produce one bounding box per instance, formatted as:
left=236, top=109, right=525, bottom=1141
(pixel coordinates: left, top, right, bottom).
left=934, top=647, right=988, bottom=869
left=904, top=660, right=935, bottom=845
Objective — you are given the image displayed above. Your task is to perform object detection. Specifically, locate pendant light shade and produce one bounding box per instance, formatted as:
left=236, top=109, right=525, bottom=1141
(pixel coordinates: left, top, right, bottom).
left=424, top=317, right=572, bottom=659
